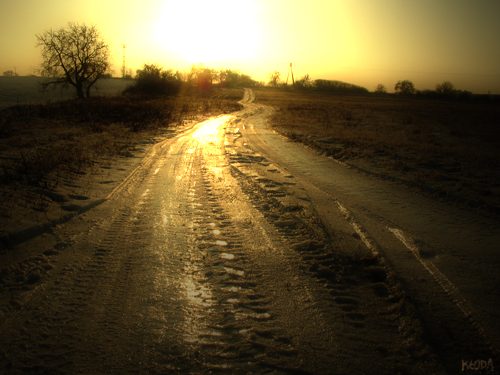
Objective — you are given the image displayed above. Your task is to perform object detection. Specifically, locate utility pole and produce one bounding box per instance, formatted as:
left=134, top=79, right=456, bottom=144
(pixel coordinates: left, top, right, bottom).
left=286, top=63, right=294, bottom=86
left=122, top=44, right=126, bottom=78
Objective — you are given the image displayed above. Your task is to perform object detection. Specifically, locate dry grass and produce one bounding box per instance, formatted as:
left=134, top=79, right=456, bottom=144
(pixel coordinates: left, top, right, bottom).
left=254, top=88, right=500, bottom=213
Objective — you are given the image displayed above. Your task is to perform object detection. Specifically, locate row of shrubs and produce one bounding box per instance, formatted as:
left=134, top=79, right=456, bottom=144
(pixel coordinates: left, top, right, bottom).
left=122, top=63, right=264, bottom=96
left=290, top=78, right=499, bottom=103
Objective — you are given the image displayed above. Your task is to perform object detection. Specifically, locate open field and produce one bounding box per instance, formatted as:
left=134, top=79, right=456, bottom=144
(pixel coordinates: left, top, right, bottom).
left=0, top=88, right=243, bottom=244
left=0, top=76, right=133, bottom=111
left=253, top=88, right=500, bottom=215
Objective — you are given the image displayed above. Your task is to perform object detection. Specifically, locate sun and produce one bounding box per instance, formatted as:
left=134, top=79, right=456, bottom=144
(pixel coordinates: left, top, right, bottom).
left=154, top=0, right=259, bottom=64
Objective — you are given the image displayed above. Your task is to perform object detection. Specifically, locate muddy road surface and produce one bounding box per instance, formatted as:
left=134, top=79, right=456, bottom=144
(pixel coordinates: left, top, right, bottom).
left=0, top=89, right=498, bottom=374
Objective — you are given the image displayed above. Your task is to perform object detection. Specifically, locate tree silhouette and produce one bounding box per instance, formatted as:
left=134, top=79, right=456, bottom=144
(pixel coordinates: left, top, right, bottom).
left=296, top=74, right=312, bottom=89
left=394, top=80, right=415, bottom=95
left=374, top=84, right=387, bottom=94
left=3, top=70, right=19, bottom=76
left=36, top=23, right=109, bottom=99
left=125, top=63, right=181, bottom=95
left=268, top=71, right=281, bottom=87
left=436, top=81, right=455, bottom=95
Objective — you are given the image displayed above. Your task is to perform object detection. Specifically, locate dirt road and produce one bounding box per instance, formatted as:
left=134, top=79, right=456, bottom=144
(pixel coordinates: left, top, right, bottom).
left=0, top=89, right=498, bottom=374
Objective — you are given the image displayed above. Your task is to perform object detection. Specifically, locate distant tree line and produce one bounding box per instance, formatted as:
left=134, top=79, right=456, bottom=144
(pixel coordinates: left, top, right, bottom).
left=379, top=79, right=493, bottom=102
left=268, top=73, right=497, bottom=102
left=123, top=63, right=264, bottom=96
left=311, top=79, right=369, bottom=94
left=3, top=70, right=19, bottom=76
left=416, top=81, right=476, bottom=101
left=267, top=71, right=369, bottom=94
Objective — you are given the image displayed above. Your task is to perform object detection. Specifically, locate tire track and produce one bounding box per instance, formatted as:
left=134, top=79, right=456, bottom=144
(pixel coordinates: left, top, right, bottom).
left=224, top=112, right=448, bottom=374
left=0, top=91, right=468, bottom=374
left=0, top=131, right=184, bottom=373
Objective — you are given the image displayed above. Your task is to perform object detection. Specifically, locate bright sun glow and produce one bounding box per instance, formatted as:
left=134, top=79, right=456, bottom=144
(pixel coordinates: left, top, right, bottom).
left=154, top=0, right=259, bottom=64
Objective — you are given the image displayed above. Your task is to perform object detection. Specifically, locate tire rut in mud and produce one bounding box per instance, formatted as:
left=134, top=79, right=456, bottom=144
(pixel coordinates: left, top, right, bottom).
left=0, top=139, right=184, bottom=374
left=0, top=112, right=462, bottom=374
left=236, top=100, right=500, bottom=373
left=221, top=121, right=449, bottom=374
left=0, top=204, right=148, bottom=373
left=162, top=140, right=295, bottom=373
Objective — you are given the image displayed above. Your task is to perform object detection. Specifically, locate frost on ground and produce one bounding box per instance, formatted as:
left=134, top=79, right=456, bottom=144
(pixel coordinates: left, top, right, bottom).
left=0, top=89, right=498, bottom=374
left=253, top=88, right=500, bottom=217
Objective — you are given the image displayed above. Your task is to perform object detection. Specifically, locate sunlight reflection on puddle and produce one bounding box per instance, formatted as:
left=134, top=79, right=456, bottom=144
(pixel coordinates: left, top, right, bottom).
left=216, top=240, right=228, bottom=246
left=184, top=278, right=213, bottom=307
left=220, top=253, right=235, bottom=260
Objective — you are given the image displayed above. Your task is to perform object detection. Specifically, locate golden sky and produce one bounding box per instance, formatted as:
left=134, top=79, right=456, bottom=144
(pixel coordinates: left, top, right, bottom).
left=1, top=0, right=499, bottom=93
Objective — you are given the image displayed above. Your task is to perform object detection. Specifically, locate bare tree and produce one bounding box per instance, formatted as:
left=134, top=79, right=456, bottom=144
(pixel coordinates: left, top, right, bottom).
left=436, top=81, right=455, bottom=95
left=374, top=83, right=387, bottom=94
left=36, top=23, right=109, bottom=99
left=394, top=80, right=415, bottom=95
left=268, top=71, right=281, bottom=87
left=296, top=74, right=312, bottom=89
left=3, top=70, right=19, bottom=76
